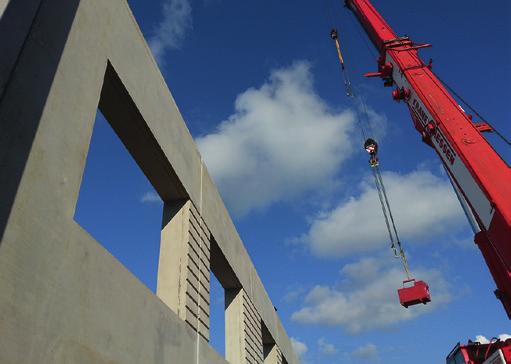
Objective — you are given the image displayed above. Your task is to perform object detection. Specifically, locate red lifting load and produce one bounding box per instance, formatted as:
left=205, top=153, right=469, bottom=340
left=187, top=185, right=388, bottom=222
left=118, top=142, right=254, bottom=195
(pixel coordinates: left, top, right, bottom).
left=398, top=279, right=431, bottom=308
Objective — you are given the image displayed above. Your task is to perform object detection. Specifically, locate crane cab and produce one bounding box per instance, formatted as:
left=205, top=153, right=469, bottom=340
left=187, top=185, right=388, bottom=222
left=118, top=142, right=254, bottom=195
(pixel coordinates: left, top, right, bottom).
left=398, top=279, right=431, bottom=308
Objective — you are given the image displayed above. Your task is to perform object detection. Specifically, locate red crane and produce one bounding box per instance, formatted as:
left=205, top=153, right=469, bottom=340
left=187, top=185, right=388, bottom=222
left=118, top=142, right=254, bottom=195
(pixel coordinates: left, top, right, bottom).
left=344, top=0, right=511, bottom=317
left=446, top=338, right=511, bottom=364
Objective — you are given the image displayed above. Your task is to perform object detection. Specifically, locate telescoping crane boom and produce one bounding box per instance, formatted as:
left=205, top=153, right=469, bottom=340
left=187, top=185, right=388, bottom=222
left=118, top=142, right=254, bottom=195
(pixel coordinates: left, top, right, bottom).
left=344, top=0, right=511, bottom=317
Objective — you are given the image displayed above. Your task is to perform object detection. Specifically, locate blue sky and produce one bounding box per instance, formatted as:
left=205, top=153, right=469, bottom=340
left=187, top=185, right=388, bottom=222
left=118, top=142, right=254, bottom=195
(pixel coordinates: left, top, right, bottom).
left=75, top=1, right=511, bottom=363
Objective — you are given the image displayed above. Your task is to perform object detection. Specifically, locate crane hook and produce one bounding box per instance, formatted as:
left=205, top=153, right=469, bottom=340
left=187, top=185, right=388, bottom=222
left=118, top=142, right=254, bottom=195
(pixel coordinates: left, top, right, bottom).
left=364, top=138, right=379, bottom=167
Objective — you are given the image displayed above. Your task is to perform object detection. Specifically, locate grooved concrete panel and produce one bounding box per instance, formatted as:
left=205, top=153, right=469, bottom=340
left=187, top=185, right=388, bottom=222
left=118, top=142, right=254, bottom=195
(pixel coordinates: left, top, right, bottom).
left=226, top=289, right=265, bottom=364
left=0, top=0, right=298, bottom=363
left=264, top=345, right=283, bottom=364
left=244, top=296, right=264, bottom=364
left=158, top=200, right=212, bottom=342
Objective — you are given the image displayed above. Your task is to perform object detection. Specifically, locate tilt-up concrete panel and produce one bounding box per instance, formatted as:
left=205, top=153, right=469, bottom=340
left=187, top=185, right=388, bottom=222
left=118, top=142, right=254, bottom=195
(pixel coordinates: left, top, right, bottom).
left=226, top=288, right=264, bottom=364
left=158, top=200, right=212, bottom=341
left=0, top=0, right=298, bottom=363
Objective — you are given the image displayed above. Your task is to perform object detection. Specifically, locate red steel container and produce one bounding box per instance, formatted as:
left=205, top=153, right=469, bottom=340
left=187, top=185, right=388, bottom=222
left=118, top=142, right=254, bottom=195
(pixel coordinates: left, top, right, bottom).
left=398, top=279, right=431, bottom=308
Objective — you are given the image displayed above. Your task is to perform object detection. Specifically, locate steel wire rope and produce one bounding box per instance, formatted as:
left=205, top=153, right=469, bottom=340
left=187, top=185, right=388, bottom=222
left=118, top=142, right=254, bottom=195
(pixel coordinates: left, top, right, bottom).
left=388, top=41, right=510, bottom=147
left=329, top=2, right=379, bottom=140
left=344, top=1, right=380, bottom=59
left=435, top=74, right=511, bottom=146
left=374, top=166, right=400, bottom=243
left=371, top=166, right=397, bottom=254
left=398, top=41, right=510, bottom=147
left=329, top=20, right=412, bottom=277
left=374, top=165, right=411, bottom=277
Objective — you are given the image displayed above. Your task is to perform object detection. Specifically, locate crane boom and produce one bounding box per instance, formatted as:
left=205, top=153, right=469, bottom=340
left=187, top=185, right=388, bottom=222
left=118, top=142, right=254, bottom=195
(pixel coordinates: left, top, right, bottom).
left=345, top=0, right=511, bottom=317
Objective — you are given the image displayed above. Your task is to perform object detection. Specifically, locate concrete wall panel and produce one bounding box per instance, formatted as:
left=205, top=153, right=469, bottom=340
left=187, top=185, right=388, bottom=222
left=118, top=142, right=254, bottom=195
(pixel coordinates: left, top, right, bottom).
left=0, top=0, right=298, bottom=363
left=0, top=209, right=226, bottom=364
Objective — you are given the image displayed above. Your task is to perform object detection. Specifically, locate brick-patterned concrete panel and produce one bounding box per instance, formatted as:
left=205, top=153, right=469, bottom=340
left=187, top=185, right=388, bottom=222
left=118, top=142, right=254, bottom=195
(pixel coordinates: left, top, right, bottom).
left=227, top=289, right=264, bottom=364
left=184, top=201, right=211, bottom=341
left=158, top=200, right=211, bottom=342
left=264, top=345, right=283, bottom=364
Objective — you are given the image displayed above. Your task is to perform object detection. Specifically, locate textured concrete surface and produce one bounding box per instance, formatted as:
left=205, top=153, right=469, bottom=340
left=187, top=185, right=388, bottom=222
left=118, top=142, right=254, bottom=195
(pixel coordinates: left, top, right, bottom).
left=158, top=200, right=211, bottom=341
left=264, top=345, right=284, bottom=364
left=226, top=289, right=264, bottom=364
left=0, top=0, right=297, bottom=363
left=0, top=0, right=8, bottom=16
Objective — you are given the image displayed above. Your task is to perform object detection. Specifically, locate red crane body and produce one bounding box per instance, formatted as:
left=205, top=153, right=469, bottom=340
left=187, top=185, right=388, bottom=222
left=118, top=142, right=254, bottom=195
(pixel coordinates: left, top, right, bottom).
left=345, top=0, right=511, bottom=317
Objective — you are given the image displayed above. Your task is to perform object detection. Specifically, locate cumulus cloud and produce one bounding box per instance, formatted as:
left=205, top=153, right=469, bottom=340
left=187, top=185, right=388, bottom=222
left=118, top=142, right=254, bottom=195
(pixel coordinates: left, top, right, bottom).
left=352, top=343, right=379, bottom=362
left=282, top=285, right=306, bottom=304
left=500, top=334, right=511, bottom=341
left=475, top=335, right=490, bottom=344
left=291, top=256, right=452, bottom=334
left=140, top=191, right=161, bottom=204
left=299, top=168, right=466, bottom=258
left=475, top=334, right=511, bottom=344
left=197, top=62, right=357, bottom=216
left=149, top=0, right=192, bottom=64
left=291, top=337, right=308, bottom=360
left=317, top=338, right=338, bottom=356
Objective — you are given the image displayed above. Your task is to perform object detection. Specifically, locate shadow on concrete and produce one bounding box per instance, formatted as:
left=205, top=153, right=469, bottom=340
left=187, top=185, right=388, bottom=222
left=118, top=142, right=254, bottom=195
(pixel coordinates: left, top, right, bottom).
left=0, top=0, right=42, bottom=97
left=211, top=237, right=242, bottom=291
left=0, top=0, right=81, bottom=243
left=98, top=62, right=188, bottom=203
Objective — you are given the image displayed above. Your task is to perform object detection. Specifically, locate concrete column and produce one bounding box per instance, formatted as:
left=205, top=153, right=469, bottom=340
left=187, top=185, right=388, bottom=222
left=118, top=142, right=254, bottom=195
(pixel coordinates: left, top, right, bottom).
left=226, top=288, right=264, bottom=364
left=264, top=344, right=283, bottom=364
left=157, top=199, right=211, bottom=341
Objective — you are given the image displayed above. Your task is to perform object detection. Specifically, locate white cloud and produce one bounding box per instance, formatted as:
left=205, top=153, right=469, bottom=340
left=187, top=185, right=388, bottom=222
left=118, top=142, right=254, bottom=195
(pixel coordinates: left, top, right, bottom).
left=291, top=256, right=452, bottom=334
left=300, top=168, right=466, bottom=258
left=475, top=334, right=511, bottom=343
left=140, top=191, right=161, bottom=204
left=352, top=343, right=379, bottom=362
left=197, top=62, right=358, bottom=216
left=499, top=334, right=511, bottom=341
left=317, top=338, right=337, bottom=356
left=149, top=0, right=192, bottom=64
left=291, top=337, right=308, bottom=360
left=282, top=285, right=306, bottom=304
left=475, top=335, right=490, bottom=344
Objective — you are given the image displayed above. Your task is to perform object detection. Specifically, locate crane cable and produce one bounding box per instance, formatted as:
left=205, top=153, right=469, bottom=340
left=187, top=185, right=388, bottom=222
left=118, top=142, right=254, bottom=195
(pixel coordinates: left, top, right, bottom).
left=330, top=29, right=354, bottom=97
left=373, top=165, right=411, bottom=278
left=435, top=75, right=511, bottom=146
left=389, top=33, right=511, bottom=146
left=330, top=27, right=411, bottom=278
left=380, top=28, right=510, bottom=147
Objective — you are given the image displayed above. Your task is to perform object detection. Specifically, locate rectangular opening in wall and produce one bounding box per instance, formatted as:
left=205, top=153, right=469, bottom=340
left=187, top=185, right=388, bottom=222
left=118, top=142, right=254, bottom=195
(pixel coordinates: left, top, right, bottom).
left=75, top=63, right=188, bottom=293
left=263, top=323, right=273, bottom=362
left=262, top=322, right=280, bottom=364
left=209, top=270, right=226, bottom=357
left=74, top=109, right=163, bottom=292
left=210, top=236, right=243, bottom=358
